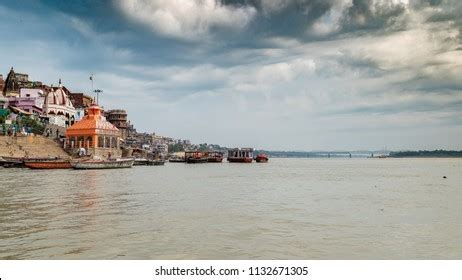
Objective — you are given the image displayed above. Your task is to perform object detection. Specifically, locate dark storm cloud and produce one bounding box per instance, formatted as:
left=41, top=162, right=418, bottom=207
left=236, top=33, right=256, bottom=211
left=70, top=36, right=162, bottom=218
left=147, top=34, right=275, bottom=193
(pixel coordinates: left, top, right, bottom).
left=1, top=0, right=462, bottom=149
left=220, top=0, right=409, bottom=39
left=35, top=0, right=410, bottom=46
left=257, top=2, right=332, bottom=38
left=340, top=0, right=407, bottom=32
left=412, top=0, right=462, bottom=32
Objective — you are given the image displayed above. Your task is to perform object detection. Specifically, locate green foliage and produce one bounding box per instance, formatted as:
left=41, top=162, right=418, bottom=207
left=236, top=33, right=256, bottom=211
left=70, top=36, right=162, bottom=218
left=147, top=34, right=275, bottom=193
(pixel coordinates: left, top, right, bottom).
left=168, top=143, right=185, bottom=153
left=389, top=150, right=462, bottom=158
left=198, top=143, right=208, bottom=151
left=0, top=109, right=9, bottom=122
left=17, top=116, right=45, bottom=134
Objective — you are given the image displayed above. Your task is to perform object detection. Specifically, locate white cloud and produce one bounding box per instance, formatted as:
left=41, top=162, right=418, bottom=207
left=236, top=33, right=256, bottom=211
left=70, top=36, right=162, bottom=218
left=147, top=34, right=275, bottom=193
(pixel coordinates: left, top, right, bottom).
left=114, top=0, right=257, bottom=40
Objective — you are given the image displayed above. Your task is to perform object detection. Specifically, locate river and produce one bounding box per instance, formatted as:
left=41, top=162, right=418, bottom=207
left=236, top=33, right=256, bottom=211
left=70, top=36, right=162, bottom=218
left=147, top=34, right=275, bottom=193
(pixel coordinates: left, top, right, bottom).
left=1, top=158, right=461, bottom=259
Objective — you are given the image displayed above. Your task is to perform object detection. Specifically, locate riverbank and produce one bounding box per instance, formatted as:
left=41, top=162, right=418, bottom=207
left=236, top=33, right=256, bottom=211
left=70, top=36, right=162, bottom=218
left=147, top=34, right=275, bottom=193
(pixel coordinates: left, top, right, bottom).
left=0, top=135, right=69, bottom=158
left=389, top=150, right=462, bottom=158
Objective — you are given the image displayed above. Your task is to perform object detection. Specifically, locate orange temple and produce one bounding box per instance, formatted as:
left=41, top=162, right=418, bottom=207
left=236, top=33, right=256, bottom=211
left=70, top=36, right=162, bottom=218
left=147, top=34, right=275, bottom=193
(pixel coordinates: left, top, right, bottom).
left=65, top=104, right=121, bottom=158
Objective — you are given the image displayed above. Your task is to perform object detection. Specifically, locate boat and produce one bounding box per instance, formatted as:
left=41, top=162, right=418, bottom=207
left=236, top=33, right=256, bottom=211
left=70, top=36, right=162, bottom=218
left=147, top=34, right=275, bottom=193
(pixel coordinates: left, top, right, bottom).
left=169, top=156, right=185, bottom=162
left=24, top=159, right=72, bottom=169
left=147, top=159, right=165, bottom=166
left=208, top=151, right=224, bottom=163
left=255, top=153, right=269, bottom=163
left=185, top=151, right=208, bottom=164
left=71, top=158, right=134, bottom=169
left=168, top=152, right=186, bottom=162
left=227, top=148, right=254, bottom=163
left=1, top=156, right=25, bottom=168
left=133, top=158, right=149, bottom=166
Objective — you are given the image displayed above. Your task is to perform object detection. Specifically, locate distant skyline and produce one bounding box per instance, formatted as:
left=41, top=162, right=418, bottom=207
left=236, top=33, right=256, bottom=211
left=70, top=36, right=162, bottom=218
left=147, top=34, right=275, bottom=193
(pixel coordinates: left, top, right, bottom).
left=1, top=0, right=461, bottom=151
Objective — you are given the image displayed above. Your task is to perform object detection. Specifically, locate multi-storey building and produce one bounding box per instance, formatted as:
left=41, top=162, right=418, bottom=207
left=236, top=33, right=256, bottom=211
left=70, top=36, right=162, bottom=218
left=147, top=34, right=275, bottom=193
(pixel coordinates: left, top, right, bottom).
left=104, top=109, right=129, bottom=139
left=8, top=88, right=46, bottom=115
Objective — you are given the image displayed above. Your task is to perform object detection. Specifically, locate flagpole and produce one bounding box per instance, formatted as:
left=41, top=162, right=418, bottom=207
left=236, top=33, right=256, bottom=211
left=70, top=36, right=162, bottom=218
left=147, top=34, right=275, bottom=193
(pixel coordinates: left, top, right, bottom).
left=90, top=74, right=94, bottom=103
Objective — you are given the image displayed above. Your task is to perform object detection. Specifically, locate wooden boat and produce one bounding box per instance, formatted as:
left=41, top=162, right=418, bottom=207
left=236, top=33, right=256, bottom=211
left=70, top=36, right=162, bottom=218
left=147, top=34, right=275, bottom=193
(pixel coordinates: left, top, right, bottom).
left=255, top=153, right=269, bottom=163
left=71, top=158, right=134, bottom=169
left=147, top=159, right=165, bottom=166
left=227, top=148, right=254, bottom=163
left=185, top=151, right=208, bottom=164
left=133, top=158, right=149, bottom=166
left=0, top=157, right=25, bottom=168
left=169, top=157, right=185, bottom=162
left=208, top=151, right=224, bottom=163
left=24, top=159, right=72, bottom=169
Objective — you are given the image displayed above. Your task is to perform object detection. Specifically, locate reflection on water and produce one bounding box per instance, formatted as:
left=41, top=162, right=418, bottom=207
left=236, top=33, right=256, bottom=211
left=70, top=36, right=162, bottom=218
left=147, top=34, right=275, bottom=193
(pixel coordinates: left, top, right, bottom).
left=0, top=158, right=461, bottom=259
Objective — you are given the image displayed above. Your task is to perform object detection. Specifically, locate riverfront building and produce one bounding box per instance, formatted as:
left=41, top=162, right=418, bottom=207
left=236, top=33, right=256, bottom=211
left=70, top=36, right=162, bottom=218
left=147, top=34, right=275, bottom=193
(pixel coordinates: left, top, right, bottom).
left=7, top=88, right=45, bottom=115
left=104, top=109, right=129, bottom=139
left=2, top=67, right=43, bottom=98
left=43, top=81, right=76, bottom=127
left=65, top=104, right=121, bottom=158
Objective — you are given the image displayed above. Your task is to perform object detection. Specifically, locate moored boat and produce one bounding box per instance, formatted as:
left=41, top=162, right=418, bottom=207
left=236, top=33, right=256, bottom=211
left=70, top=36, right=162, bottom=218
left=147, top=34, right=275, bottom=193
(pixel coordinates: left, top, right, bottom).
left=208, top=151, right=224, bottom=163
left=168, top=152, right=186, bottom=162
left=133, top=158, right=149, bottom=166
left=24, top=160, right=72, bottom=169
left=147, top=159, right=165, bottom=166
left=227, top=148, right=254, bottom=163
left=255, top=153, right=269, bottom=163
left=1, top=157, right=25, bottom=168
left=1, top=158, right=25, bottom=168
left=185, top=151, right=208, bottom=164
left=71, top=158, right=134, bottom=169
left=169, top=157, right=185, bottom=162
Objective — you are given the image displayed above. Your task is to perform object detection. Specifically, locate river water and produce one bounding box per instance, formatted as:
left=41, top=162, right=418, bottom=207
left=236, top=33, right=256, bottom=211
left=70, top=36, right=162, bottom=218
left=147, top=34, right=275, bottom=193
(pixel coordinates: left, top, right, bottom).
left=0, top=158, right=461, bottom=259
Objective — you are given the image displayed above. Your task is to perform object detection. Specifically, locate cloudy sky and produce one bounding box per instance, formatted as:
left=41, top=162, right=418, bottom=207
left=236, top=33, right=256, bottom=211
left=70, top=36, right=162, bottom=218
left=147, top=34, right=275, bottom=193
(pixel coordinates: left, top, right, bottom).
left=1, top=0, right=461, bottom=150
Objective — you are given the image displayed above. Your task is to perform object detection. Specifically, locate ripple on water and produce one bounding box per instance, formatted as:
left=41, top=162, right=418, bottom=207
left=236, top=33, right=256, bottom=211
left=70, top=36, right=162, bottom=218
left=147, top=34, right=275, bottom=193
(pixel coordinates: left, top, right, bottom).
left=1, top=158, right=462, bottom=259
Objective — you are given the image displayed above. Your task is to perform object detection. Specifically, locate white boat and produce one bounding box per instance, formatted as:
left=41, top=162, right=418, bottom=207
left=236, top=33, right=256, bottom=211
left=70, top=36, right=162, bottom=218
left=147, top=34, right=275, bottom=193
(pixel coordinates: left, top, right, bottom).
left=71, top=158, right=134, bottom=169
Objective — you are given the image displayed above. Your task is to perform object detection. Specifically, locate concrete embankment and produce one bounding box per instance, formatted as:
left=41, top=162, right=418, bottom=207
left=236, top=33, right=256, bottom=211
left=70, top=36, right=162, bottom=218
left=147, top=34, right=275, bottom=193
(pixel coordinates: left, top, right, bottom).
left=0, top=135, right=70, bottom=158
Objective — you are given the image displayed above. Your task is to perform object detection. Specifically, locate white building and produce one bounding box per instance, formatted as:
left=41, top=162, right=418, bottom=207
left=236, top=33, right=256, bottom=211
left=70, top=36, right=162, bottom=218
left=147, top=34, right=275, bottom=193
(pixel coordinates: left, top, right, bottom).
left=43, top=83, right=76, bottom=127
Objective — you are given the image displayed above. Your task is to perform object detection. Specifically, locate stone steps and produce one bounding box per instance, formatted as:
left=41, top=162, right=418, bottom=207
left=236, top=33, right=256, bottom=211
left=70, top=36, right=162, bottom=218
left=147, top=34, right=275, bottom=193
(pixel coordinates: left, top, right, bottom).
left=0, top=135, right=70, bottom=158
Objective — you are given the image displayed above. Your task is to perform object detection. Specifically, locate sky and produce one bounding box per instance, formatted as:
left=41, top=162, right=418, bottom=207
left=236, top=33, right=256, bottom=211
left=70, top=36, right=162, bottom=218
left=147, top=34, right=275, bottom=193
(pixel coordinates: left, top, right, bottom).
left=0, top=0, right=461, bottom=151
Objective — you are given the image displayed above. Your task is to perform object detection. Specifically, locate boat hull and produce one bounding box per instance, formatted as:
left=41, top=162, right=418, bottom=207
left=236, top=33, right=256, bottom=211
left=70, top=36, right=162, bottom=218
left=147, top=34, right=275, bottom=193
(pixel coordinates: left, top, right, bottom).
left=72, top=159, right=134, bottom=169
left=25, top=161, right=72, bottom=169
left=186, top=158, right=208, bottom=164
left=255, top=157, right=268, bottom=163
left=1, top=157, right=25, bottom=168
left=147, top=160, right=165, bottom=166
left=227, top=157, right=253, bottom=163
left=208, top=157, right=223, bottom=163
left=1, top=160, right=24, bottom=168
left=133, top=159, right=149, bottom=166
